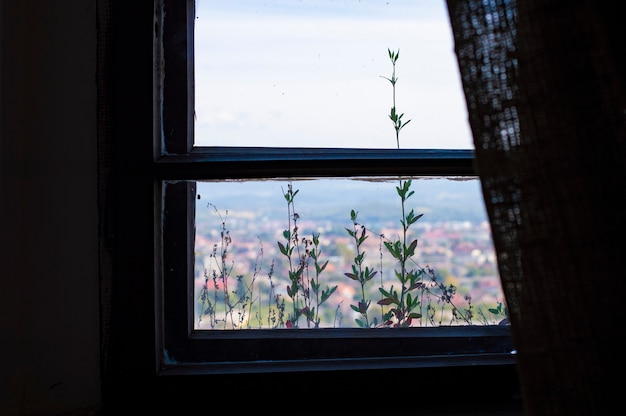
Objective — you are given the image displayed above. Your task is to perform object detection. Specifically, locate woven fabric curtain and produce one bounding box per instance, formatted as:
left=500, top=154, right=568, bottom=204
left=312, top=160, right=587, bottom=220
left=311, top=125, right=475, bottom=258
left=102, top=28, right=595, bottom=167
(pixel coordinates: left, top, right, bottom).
left=446, top=0, right=625, bottom=414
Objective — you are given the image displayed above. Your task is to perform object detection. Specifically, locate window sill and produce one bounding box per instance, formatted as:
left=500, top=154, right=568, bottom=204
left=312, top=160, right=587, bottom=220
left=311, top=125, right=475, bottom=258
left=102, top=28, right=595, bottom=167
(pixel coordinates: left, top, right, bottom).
left=160, top=325, right=516, bottom=375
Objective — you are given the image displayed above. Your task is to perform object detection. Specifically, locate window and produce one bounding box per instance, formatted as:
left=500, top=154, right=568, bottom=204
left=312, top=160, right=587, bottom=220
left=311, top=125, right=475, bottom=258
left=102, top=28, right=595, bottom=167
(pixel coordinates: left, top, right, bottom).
left=193, top=0, right=473, bottom=150
left=155, top=0, right=515, bottom=374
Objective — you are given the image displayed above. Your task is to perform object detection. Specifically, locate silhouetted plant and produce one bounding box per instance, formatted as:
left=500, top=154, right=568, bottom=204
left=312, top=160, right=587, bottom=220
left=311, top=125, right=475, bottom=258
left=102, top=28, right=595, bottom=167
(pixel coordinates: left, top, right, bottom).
left=198, top=203, right=275, bottom=329
left=342, top=48, right=476, bottom=327
left=381, top=48, right=412, bottom=148
left=277, top=183, right=338, bottom=328
left=309, top=232, right=338, bottom=327
left=479, top=298, right=509, bottom=325
left=345, top=209, right=378, bottom=328
left=382, top=49, right=423, bottom=327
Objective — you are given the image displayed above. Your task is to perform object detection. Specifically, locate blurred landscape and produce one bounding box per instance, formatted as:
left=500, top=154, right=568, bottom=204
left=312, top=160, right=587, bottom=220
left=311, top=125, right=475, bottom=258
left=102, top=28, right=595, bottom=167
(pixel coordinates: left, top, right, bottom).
left=192, top=178, right=506, bottom=329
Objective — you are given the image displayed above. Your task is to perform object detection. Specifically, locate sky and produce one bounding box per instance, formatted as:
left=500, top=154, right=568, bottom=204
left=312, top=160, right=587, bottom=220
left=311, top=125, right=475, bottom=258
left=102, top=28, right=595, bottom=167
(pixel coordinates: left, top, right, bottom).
left=193, top=0, right=473, bottom=149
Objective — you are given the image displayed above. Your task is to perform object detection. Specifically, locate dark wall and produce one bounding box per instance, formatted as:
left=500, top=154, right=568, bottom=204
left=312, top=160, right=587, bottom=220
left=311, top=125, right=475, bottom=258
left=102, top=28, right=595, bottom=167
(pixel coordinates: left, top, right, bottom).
left=0, top=1, right=101, bottom=414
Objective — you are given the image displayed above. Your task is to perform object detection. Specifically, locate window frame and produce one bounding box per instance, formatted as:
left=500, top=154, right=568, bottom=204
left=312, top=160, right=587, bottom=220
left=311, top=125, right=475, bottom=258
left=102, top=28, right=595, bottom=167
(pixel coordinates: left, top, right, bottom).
left=153, top=0, right=515, bottom=376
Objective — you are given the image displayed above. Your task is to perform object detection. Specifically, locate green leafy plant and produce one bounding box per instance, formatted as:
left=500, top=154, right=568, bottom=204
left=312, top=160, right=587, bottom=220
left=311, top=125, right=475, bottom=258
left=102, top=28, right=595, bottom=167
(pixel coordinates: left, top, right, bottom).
left=345, top=209, right=378, bottom=328
left=343, top=48, right=478, bottom=327
left=198, top=201, right=290, bottom=329
left=277, top=183, right=338, bottom=328
left=309, top=231, right=338, bottom=327
left=378, top=49, right=425, bottom=327
left=197, top=203, right=262, bottom=329
left=486, top=299, right=509, bottom=325
left=342, top=48, right=424, bottom=327
left=381, top=48, right=412, bottom=148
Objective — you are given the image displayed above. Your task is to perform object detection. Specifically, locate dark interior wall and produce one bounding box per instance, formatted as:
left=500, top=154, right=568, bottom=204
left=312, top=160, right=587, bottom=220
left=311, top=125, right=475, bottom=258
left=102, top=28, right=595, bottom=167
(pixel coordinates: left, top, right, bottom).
left=0, top=0, right=101, bottom=414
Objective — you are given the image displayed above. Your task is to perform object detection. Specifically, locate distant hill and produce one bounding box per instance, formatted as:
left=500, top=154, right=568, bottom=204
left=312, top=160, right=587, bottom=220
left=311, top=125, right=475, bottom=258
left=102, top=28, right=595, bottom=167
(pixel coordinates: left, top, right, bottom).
left=194, top=177, right=488, bottom=225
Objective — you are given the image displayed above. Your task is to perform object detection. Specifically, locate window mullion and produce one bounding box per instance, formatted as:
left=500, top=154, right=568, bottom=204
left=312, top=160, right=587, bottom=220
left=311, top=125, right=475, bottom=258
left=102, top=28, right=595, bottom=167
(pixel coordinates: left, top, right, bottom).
left=155, top=148, right=476, bottom=180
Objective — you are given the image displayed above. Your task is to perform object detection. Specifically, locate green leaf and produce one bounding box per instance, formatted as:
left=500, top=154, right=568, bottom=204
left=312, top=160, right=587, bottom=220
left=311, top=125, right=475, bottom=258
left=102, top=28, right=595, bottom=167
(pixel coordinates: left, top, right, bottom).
left=316, top=260, right=329, bottom=274
left=405, top=239, right=418, bottom=257
left=377, top=297, right=395, bottom=306
left=355, top=252, right=365, bottom=264
left=344, top=272, right=359, bottom=281
left=321, top=286, right=338, bottom=303
left=277, top=241, right=288, bottom=256
left=379, top=287, right=391, bottom=297
left=363, top=267, right=378, bottom=282
left=409, top=211, right=422, bottom=224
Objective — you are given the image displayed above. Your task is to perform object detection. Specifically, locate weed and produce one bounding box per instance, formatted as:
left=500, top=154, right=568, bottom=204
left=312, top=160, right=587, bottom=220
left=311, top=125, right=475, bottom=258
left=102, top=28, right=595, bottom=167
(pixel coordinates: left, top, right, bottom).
left=277, top=183, right=338, bottom=328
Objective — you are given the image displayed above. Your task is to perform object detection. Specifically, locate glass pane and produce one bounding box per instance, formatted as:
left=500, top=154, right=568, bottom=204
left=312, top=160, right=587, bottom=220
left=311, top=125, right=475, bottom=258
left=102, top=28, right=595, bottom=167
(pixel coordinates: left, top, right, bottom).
left=193, top=178, right=507, bottom=329
left=194, top=0, right=472, bottom=149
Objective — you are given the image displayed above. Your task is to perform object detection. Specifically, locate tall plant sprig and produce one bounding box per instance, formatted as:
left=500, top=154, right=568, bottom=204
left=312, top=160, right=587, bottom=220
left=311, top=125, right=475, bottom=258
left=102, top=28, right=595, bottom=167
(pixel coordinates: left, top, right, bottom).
left=309, top=232, right=338, bottom=328
left=199, top=203, right=260, bottom=329
left=344, top=210, right=378, bottom=328
left=277, top=183, right=337, bottom=328
left=277, top=183, right=305, bottom=327
left=381, top=48, right=411, bottom=149
left=377, top=48, right=424, bottom=327
left=203, top=204, right=236, bottom=328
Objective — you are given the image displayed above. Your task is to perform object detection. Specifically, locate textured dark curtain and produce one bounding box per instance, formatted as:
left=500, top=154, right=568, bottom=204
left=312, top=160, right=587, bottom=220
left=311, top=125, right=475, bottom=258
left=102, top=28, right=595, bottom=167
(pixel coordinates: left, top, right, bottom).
left=446, top=0, right=625, bottom=414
